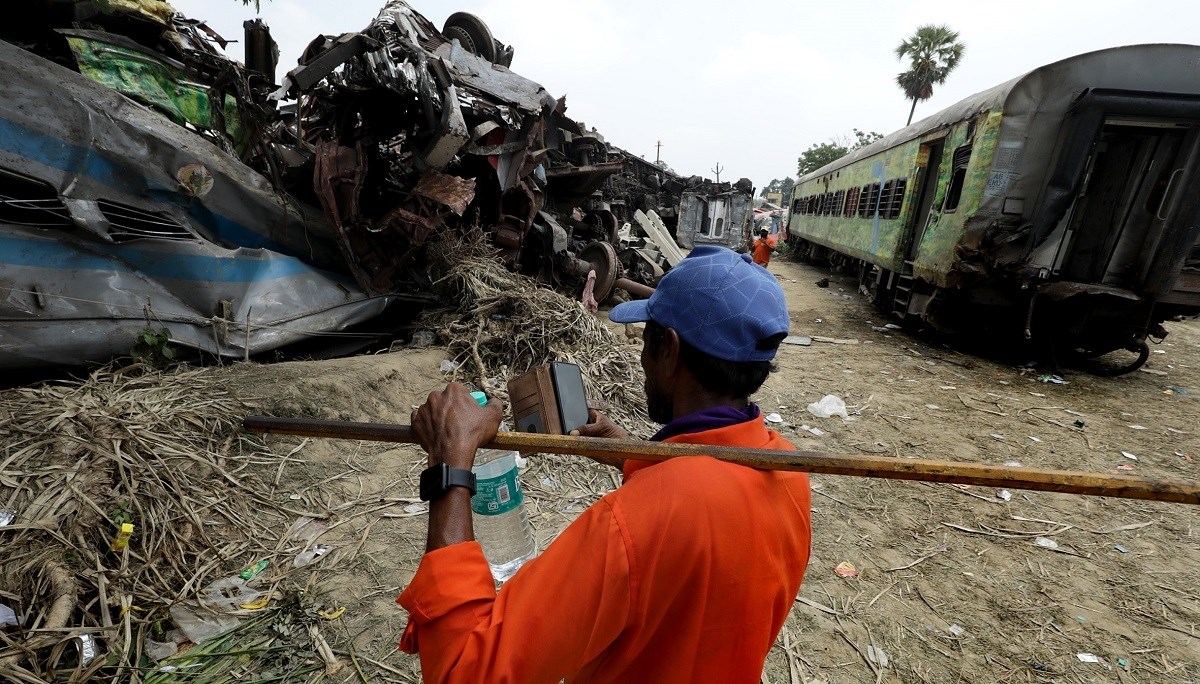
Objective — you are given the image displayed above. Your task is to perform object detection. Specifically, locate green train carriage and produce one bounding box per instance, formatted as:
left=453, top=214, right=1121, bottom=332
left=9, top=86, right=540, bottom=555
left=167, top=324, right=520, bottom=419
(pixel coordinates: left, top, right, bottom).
left=787, top=44, right=1200, bottom=374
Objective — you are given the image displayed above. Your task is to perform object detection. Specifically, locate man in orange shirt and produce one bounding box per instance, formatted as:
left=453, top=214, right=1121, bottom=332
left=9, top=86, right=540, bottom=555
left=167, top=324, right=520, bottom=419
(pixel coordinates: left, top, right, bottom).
left=400, top=245, right=812, bottom=683
left=752, top=227, right=775, bottom=267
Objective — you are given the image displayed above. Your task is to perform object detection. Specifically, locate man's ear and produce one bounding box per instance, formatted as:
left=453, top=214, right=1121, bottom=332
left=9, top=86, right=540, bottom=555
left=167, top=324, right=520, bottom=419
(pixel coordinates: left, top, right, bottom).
left=660, top=327, right=683, bottom=373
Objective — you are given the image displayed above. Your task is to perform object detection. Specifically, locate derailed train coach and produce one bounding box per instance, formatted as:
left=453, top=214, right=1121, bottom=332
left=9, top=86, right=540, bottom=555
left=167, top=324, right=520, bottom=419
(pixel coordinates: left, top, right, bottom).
left=0, top=1, right=684, bottom=370
left=787, top=45, right=1200, bottom=374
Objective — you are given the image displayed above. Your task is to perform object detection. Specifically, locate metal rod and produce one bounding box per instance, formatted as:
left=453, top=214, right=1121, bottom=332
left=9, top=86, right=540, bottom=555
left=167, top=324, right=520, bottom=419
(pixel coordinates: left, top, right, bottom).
left=613, top=277, right=654, bottom=298
left=242, top=415, right=1200, bottom=505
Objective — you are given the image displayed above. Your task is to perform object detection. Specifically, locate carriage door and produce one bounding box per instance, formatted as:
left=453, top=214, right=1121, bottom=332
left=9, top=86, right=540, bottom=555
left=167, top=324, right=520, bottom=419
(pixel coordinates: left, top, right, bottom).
left=1058, top=120, right=1200, bottom=293
left=905, top=139, right=945, bottom=259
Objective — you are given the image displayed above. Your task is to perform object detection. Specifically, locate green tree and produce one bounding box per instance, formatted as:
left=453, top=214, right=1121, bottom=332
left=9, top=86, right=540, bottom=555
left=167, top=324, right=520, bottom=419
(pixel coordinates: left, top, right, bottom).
left=796, top=129, right=885, bottom=176
left=895, top=25, right=965, bottom=126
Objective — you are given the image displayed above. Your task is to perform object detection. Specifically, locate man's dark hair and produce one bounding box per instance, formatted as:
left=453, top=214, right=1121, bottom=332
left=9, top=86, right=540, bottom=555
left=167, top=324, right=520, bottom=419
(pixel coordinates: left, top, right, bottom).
left=643, top=320, right=780, bottom=398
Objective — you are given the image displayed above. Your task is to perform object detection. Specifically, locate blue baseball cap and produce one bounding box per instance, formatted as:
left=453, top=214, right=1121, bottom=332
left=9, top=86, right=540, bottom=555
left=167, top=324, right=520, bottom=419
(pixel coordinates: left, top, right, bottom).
left=609, top=246, right=790, bottom=362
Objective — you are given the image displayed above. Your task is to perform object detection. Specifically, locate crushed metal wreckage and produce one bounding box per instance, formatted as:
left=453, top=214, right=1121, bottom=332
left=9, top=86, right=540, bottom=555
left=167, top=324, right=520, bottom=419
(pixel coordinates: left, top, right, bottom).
left=0, top=0, right=714, bottom=369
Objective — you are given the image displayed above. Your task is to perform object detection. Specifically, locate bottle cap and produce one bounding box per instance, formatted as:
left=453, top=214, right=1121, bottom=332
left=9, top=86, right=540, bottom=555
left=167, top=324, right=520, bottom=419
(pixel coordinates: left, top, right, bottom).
left=470, top=391, right=488, bottom=407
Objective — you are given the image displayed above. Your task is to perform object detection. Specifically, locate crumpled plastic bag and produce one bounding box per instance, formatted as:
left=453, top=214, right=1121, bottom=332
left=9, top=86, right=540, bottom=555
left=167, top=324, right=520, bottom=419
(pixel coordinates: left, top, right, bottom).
left=807, top=395, right=849, bottom=419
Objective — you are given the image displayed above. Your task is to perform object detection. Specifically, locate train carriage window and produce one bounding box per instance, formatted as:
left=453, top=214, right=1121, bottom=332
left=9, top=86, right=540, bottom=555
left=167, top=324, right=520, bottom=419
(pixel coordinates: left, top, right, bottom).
left=858, top=182, right=881, bottom=218
left=832, top=190, right=846, bottom=216
left=943, top=146, right=972, bottom=213
left=793, top=197, right=804, bottom=215
left=880, top=178, right=908, bottom=219
left=844, top=187, right=859, bottom=217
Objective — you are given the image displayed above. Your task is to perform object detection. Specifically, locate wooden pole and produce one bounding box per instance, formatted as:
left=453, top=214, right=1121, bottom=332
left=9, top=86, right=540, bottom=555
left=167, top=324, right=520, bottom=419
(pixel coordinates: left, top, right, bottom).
left=242, top=415, right=1200, bottom=505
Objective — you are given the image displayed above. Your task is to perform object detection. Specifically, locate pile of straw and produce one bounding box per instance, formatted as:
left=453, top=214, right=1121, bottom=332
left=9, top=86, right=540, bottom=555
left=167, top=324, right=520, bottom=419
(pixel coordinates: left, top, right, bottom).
left=0, top=367, right=330, bottom=682
left=422, top=228, right=653, bottom=436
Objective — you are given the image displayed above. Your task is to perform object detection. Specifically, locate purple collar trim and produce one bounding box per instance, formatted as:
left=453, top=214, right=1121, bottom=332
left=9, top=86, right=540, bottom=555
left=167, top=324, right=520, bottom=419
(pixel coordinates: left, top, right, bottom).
left=650, top=404, right=762, bottom=442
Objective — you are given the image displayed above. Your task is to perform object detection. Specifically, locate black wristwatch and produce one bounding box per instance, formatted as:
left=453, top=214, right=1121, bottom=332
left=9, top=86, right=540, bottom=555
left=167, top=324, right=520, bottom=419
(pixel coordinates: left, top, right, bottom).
left=419, top=463, right=477, bottom=501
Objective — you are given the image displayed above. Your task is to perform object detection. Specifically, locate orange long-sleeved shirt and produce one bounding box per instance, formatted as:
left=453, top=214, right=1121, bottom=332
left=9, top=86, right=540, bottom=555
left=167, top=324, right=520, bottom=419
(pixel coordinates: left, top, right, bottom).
left=397, top=417, right=812, bottom=683
left=752, top=238, right=773, bottom=266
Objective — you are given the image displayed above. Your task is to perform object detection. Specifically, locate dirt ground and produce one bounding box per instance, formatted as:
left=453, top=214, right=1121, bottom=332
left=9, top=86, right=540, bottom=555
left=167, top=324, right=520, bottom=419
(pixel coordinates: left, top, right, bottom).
left=213, top=255, right=1199, bottom=683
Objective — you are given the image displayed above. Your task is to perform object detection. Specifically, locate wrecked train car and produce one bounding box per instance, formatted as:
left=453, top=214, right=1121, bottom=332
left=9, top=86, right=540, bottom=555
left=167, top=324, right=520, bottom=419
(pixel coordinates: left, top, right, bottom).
left=676, top=178, right=755, bottom=251
left=787, top=45, right=1200, bottom=374
left=0, top=0, right=669, bottom=368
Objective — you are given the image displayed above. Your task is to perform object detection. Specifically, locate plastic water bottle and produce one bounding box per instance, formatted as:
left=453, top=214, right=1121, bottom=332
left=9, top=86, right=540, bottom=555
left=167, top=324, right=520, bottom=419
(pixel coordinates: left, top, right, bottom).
left=470, top=391, right=536, bottom=581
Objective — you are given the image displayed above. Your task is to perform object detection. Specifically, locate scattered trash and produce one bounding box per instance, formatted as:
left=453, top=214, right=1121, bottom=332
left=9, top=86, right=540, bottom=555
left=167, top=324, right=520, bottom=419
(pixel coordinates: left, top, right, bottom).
left=940, top=385, right=957, bottom=390
left=1074, top=419, right=1086, bottom=428
left=1029, top=392, right=1046, bottom=397
left=948, top=624, right=965, bottom=637
left=811, top=336, right=859, bottom=345
left=815, top=318, right=824, bottom=323
left=1114, top=545, right=1130, bottom=553
left=867, top=645, right=890, bottom=668
left=145, top=639, right=178, bottom=661
left=1167, top=427, right=1189, bottom=434
left=1037, top=374, right=1068, bottom=384
left=439, top=359, right=461, bottom=373
left=1117, top=658, right=1128, bottom=668
left=834, top=561, right=859, bottom=578
left=765, top=413, right=785, bottom=424
left=239, top=559, right=269, bottom=581
left=1152, top=349, right=1166, bottom=354
left=884, top=323, right=902, bottom=330
left=1116, top=464, right=1136, bottom=471
left=403, top=502, right=428, bottom=514
left=1034, top=537, right=1059, bottom=550
left=782, top=335, right=812, bottom=346
left=293, top=544, right=332, bottom=568
left=410, top=330, right=437, bottom=347
left=1139, top=368, right=1168, bottom=376
left=798, top=425, right=826, bottom=437
left=1004, top=461, right=1023, bottom=467
left=110, top=522, right=134, bottom=552
left=78, top=634, right=98, bottom=665
left=1178, top=451, right=1194, bottom=462
left=288, top=517, right=327, bottom=546
left=1121, top=451, right=1138, bottom=461
left=925, top=404, right=940, bottom=410
left=1164, top=386, right=1189, bottom=395
left=0, top=509, right=14, bottom=527
left=318, top=606, right=346, bottom=620
left=1076, top=653, right=1107, bottom=665
left=0, top=604, right=19, bottom=627
left=997, top=490, right=1012, bottom=502
left=815, top=278, right=830, bottom=288
left=807, top=395, right=849, bottom=419
left=1127, top=424, right=1147, bottom=430
left=1028, top=661, right=1050, bottom=672
left=998, top=380, right=1011, bottom=385
left=990, top=433, right=1006, bottom=441
left=240, top=595, right=272, bottom=610
left=1028, top=436, right=1042, bottom=443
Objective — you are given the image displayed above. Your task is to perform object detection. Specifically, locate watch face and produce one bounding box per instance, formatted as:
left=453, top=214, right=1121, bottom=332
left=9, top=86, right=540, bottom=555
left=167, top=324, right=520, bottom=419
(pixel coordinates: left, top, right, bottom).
left=419, top=463, right=447, bottom=501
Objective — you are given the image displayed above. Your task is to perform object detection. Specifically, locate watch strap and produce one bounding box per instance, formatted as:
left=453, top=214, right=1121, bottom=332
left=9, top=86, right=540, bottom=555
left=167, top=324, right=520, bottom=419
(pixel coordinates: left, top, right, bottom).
left=419, top=463, right=477, bottom=501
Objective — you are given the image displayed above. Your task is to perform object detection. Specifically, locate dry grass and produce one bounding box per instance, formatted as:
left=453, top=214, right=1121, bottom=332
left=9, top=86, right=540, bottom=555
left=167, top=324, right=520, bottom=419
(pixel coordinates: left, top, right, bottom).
left=0, top=366, right=354, bottom=682
left=420, top=226, right=654, bottom=436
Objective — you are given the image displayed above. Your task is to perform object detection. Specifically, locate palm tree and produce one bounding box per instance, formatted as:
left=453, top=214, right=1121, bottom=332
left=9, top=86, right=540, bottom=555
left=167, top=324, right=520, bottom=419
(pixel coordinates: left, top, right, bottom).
left=895, top=25, right=965, bottom=126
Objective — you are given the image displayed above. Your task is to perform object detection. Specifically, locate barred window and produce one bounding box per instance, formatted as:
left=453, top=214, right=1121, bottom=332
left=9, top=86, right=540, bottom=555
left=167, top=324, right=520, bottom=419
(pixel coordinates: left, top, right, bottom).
left=832, top=190, right=846, bottom=216
left=858, top=183, right=881, bottom=218
left=880, top=178, right=908, bottom=219
left=844, top=187, right=860, bottom=218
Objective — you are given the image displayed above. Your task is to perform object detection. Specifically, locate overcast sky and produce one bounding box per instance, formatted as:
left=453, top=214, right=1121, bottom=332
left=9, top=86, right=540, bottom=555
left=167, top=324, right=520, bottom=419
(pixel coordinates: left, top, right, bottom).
left=171, top=0, right=1199, bottom=189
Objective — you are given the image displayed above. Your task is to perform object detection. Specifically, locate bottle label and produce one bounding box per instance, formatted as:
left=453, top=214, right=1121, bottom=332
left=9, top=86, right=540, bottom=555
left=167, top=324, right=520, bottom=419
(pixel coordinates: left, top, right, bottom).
left=471, top=467, right=523, bottom=516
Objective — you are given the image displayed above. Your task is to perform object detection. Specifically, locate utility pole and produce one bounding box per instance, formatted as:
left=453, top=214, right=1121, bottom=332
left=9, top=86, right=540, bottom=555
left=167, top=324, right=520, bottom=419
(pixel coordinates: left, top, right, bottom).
left=655, top=140, right=663, bottom=163
left=711, top=162, right=724, bottom=184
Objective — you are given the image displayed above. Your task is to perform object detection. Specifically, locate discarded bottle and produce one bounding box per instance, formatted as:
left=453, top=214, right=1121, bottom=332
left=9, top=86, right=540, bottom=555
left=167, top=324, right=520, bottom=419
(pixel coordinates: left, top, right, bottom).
left=470, top=391, right=536, bottom=582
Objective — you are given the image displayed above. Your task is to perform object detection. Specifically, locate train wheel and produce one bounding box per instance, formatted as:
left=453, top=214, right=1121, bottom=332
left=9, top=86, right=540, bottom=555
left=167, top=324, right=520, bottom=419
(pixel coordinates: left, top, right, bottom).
left=443, top=12, right=498, bottom=63
left=1080, top=341, right=1151, bottom=377
left=579, top=241, right=619, bottom=302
